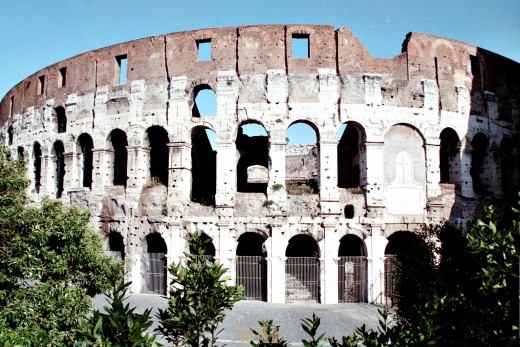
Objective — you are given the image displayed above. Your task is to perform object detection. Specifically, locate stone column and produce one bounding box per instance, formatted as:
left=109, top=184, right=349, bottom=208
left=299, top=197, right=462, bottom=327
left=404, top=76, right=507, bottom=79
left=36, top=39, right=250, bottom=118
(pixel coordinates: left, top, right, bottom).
left=322, top=219, right=339, bottom=303
left=488, top=146, right=503, bottom=198
left=364, top=224, right=387, bottom=304
left=63, top=151, right=75, bottom=196
left=484, top=91, right=498, bottom=120
left=319, top=139, right=340, bottom=216
left=215, top=141, right=235, bottom=210
left=424, top=141, right=441, bottom=198
left=126, top=145, right=149, bottom=204
left=269, top=223, right=286, bottom=303
left=267, top=139, right=286, bottom=213
left=168, top=142, right=191, bottom=202
left=46, top=154, right=56, bottom=198
left=217, top=221, right=235, bottom=284
left=460, top=147, right=475, bottom=198
left=363, top=141, right=385, bottom=218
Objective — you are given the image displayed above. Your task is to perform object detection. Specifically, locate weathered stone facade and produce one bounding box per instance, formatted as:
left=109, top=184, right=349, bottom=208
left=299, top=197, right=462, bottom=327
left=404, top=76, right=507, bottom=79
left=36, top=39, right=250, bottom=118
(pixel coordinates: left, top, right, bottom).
left=1, top=25, right=519, bottom=304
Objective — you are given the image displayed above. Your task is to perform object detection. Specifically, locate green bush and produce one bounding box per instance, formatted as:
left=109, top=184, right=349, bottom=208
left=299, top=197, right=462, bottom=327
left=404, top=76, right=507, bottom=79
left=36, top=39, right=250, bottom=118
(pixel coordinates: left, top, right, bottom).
left=156, top=233, right=243, bottom=346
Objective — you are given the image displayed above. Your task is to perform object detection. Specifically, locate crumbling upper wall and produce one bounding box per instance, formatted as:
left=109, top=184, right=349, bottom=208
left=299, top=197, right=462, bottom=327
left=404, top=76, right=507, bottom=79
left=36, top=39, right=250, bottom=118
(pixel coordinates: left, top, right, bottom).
left=2, top=24, right=519, bottom=125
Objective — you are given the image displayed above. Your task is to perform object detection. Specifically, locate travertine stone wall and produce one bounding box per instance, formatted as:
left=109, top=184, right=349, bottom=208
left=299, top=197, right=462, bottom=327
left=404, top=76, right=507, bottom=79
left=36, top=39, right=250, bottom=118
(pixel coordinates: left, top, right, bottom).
left=1, top=25, right=519, bottom=304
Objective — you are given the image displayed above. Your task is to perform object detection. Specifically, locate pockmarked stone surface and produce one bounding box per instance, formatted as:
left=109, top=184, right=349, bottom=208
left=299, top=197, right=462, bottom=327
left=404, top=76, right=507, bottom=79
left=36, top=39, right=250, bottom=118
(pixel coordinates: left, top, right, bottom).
left=2, top=24, right=519, bottom=304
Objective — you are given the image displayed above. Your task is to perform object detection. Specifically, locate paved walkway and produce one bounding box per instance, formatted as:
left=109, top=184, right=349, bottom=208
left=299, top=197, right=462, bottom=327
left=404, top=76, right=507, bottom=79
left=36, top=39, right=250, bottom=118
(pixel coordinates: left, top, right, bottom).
left=93, top=294, right=383, bottom=346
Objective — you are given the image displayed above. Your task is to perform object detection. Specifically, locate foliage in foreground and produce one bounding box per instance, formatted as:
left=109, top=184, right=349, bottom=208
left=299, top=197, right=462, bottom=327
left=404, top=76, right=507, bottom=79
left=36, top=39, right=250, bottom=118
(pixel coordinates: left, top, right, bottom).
left=156, top=233, right=244, bottom=347
left=75, top=263, right=161, bottom=347
left=253, top=197, right=519, bottom=347
left=0, top=144, right=116, bottom=345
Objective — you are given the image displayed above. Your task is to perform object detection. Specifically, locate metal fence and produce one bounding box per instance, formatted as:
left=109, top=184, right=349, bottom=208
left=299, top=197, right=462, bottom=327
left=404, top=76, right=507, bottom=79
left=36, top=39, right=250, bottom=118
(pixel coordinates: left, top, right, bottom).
left=285, top=257, right=320, bottom=303
left=147, top=252, right=167, bottom=295
left=338, top=256, right=368, bottom=303
left=236, top=256, right=267, bottom=301
left=384, top=256, right=397, bottom=306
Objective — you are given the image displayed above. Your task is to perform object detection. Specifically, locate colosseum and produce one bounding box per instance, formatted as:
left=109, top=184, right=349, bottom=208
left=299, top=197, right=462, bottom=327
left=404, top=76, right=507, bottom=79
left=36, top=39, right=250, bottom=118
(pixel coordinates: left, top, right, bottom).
left=1, top=24, right=519, bottom=304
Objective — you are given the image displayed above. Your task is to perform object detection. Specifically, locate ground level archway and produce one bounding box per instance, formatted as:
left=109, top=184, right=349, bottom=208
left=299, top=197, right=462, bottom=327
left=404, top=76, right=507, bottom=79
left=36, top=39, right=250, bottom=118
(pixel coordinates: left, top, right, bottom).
left=236, top=232, right=267, bottom=301
left=285, top=234, right=320, bottom=303
left=338, top=234, right=367, bottom=303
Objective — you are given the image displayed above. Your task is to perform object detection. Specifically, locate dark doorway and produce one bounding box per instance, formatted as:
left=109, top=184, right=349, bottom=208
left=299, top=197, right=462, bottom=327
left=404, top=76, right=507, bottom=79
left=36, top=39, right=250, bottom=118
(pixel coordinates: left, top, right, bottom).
left=285, top=234, right=320, bottom=303
left=236, top=232, right=267, bottom=301
left=338, top=235, right=367, bottom=302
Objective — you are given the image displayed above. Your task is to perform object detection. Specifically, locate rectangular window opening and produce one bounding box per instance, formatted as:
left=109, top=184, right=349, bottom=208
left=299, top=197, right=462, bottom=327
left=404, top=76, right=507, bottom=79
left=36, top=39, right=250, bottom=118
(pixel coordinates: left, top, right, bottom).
left=470, top=55, right=480, bottom=77
left=292, top=34, right=310, bottom=59
left=116, top=55, right=128, bottom=85
left=10, top=96, right=14, bottom=117
left=59, top=67, right=67, bottom=87
left=197, top=39, right=212, bottom=62
left=38, top=75, right=45, bottom=95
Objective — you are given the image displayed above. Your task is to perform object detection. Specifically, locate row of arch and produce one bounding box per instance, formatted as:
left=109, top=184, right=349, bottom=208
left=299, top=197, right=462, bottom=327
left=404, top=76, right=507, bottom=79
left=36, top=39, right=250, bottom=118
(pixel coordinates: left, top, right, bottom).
left=107, top=229, right=423, bottom=303
left=25, top=120, right=515, bottom=200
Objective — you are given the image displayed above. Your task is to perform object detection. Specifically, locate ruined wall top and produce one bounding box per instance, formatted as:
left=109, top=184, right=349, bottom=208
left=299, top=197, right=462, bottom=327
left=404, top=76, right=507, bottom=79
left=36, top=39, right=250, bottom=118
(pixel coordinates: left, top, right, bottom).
left=2, top=24, right=519, bottom=124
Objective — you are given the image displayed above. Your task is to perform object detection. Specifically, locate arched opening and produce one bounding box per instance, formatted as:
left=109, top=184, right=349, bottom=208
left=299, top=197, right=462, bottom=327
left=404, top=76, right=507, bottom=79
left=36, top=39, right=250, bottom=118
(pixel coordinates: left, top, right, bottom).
left=285, top=122, right=319, bottom=194
left=191, top=126, right=216, bottom=205
left=108, top=232, right=125, bottom=261
left=53, top=141, right=65, bottom=198
left=55, top=106, right=67, bottom=133
left=338, top=234, right=367, bottom=302
left=17, top=146, right=24, bottom=159
left=285, top=234, right=320, bottom=303
left=500, top=137, right=518, bottom=198
left=33, top=142, right=41, bottom=193
left=145, top=233, right=167, bottom=295
left=470, top=132, right=490, bottom=195
left=384, top=231, right=431, bottom=308
left=338, top=122, right=365, bottom=188
left=78, top=134, right=93, bottom=189
left=147, top=126, right=169, bottom=186
left=439, top=128, right=460, bottom=184
left=189, top=232, right=215, bottom=257
left=108, top=129, right=128, bottom=186
left=236, top=123, right=269, bottom=193
left=7, top=126, right=13, bottom=145
left=236, top=232, right=267, bottom=301
left=192, top=85, right=216, bottom=118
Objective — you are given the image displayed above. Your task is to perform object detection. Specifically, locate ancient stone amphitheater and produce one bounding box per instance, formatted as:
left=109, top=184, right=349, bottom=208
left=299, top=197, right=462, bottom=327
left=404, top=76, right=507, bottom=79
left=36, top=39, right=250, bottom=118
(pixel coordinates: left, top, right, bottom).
left=1, top=25, right=519, bottom=304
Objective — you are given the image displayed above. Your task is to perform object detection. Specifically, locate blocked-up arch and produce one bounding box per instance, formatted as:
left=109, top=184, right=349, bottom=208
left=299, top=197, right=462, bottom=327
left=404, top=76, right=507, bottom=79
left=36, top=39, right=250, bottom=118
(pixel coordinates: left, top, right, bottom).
left=338, top=234, right=367, bottom=302
left=53, top=141, right=65, bottom=198
left=236, top=122, right=269, bottom=193
left=338, top=122, right=367, bottom=188
left=439, top=128, right=461, bottom=184
left=285, top=234, right=320, bottom=303
left=286, top=121, right=319, bottom=194
left=78, top=133, right=93, bottom=189
left=146, top=126, right=169, bottom=186
left=192, top=84, right=216, bottom=118
left=144, top=233, right=167, bottom=295
left=33, top=142, right=42, bottom=193
left=191, top=126, right=216, bottom=205
left=236, top=232, right=268, bottom=301
left=470, top=132, right=490, bottom=195
left=384, top=124, right=426, bottom=214
left=107, top=129, right=128, bottom=186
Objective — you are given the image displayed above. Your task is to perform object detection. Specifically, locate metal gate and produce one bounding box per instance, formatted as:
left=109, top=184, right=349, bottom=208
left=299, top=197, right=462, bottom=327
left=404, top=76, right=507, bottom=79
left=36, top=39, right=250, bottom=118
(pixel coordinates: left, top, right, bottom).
left=338, top=256, right=368, bottom=302
left=384, top=256, right=396, bottom=306
left=147, top=252, right=167, bottom=295
left=236, top=256, right=267, bottom=301
left=285, top=257, right=320, bottom=303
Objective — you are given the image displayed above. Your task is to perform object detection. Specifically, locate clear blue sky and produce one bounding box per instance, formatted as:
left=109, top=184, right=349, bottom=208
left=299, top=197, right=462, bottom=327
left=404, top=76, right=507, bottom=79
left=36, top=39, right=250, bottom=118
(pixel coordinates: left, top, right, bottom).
left=1, top=1, right=519, bottom=124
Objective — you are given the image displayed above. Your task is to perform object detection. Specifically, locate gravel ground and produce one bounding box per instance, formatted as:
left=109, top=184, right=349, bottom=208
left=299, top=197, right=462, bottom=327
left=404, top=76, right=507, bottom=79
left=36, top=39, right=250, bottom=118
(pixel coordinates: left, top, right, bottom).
left=93, top=294, right=383, bottom=346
